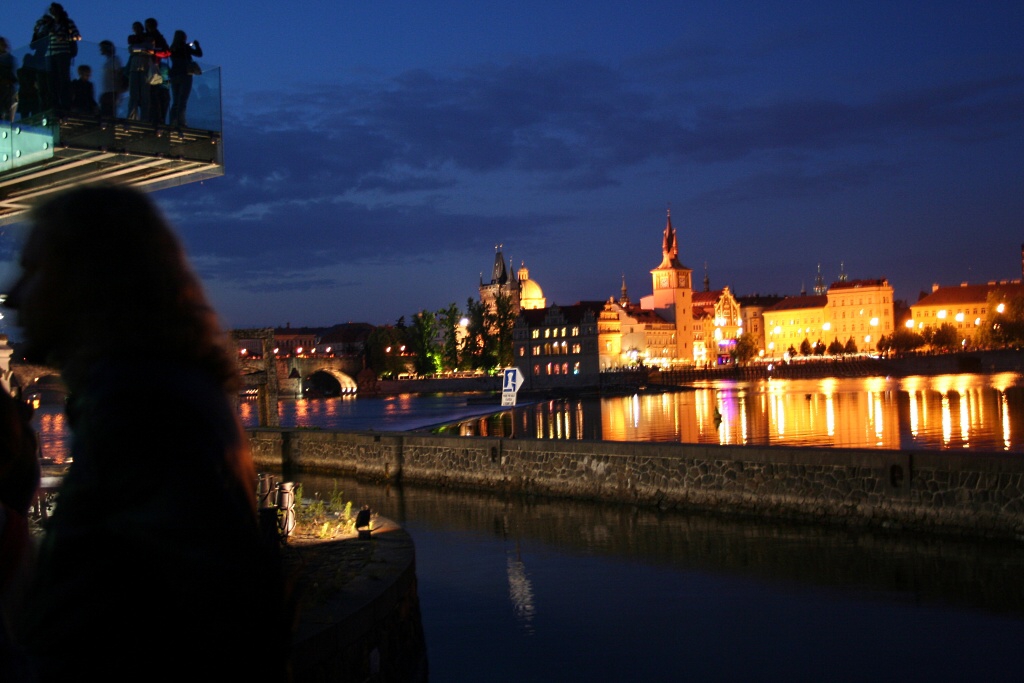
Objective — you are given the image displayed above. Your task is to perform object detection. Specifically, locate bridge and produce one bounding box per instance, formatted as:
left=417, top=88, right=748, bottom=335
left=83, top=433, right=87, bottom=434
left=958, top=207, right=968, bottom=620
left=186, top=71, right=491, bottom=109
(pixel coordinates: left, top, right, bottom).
left=1, top=39, right=223, bottom=225
left=232, top=329, right=369, bottom=427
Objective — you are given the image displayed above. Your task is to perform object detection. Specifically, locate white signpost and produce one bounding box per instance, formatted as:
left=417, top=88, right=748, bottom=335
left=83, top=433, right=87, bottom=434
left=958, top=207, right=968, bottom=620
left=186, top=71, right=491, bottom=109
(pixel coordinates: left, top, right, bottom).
left=501, top=367, right=523, bottom=406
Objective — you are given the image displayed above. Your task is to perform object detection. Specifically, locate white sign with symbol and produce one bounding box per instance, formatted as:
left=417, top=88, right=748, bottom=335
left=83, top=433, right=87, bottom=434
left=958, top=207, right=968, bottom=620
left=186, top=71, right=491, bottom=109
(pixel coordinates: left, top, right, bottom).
left=501, top=367, right=523, bottom=406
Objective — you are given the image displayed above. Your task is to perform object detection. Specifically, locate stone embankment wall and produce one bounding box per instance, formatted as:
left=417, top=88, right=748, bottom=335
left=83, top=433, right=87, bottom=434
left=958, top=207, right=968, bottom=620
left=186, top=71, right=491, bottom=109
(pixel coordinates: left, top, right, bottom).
left=249, top=429, right=1024, bottom=540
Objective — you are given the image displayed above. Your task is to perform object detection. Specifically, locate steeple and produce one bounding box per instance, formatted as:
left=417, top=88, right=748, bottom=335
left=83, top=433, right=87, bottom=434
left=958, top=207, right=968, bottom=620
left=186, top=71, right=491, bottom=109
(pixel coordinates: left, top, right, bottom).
left=838, top=261, right=848, bottom=283
left=656, top=208, right=685, bottom=270
left=491, top=244, right=508, bottom=284
left=813, top=263, right=826, bottom=295
left=662, top=208, right=677, bottom=260
left=703, top=261, right=710, bottom=292
left=620, top=274, right=630, bottom=307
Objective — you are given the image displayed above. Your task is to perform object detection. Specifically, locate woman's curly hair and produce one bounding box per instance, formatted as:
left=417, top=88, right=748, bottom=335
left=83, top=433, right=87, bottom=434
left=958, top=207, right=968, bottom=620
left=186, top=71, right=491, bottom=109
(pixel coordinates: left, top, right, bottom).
left=27, top=184, right=240, bottom=392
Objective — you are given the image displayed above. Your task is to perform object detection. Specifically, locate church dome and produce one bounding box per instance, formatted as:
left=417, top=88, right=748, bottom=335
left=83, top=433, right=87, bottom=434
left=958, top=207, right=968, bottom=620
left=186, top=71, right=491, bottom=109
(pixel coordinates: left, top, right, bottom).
left=518, top=263, right=546, bottom=310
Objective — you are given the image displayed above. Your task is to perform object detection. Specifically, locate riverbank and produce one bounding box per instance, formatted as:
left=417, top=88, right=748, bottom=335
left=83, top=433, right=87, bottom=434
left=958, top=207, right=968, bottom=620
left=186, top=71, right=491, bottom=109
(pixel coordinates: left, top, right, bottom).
left=249, top=428, right=1024, bottom=542
left=283, top=518, right=428, bottom=682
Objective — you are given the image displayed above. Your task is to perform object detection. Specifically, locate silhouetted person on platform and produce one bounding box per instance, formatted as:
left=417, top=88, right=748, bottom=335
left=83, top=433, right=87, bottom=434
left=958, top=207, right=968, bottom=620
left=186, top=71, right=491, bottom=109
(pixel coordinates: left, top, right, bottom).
left=68, top=63, right=97, bottom=116
left=33, top=3, right=80, bottom=112
left=144, top=18, right=170, bottom=124
left=168, top=30, right=202, bottom=128
left=98, top=40, right=124, bottom=118
left=125, top=20, right=151, bottom=120
left=5, top=185, right=290, bottom=682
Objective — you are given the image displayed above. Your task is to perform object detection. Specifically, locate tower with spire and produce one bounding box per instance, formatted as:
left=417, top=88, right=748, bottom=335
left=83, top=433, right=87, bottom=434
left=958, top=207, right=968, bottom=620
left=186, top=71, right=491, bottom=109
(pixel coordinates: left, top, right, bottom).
left=479, top=244, right=519, bottom=316
left=645, top=208, right=694, bottom=363
left=479, top=244, right=547, bottom=316
left=813, top=263, right=826, bottom=296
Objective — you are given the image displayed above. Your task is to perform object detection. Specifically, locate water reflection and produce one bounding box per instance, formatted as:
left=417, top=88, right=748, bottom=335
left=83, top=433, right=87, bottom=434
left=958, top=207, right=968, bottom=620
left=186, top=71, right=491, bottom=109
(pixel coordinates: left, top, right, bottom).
left=449, top=373, right=1024, bottom=452
left=32, top=403, right=69, bottom=464
left=289, top=473, right=1024, bottom=681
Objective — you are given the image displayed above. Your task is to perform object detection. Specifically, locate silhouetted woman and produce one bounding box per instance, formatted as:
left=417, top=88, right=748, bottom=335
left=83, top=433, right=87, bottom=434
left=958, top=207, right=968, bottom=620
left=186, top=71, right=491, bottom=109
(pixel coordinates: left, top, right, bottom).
left=168, top=29, right=202, bottom=128
left=5, top=185, right=289, bottom=682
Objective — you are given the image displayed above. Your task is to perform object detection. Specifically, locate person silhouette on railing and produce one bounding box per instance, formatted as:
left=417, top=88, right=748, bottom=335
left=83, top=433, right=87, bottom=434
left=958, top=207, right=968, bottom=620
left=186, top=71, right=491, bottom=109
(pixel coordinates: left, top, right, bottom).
left=32, top=3, right=80, bottom=113
left=97, top=39, right=125, bottom=118
left=168, top=30, right=202, bottom=128
left=125, top=20, right=151, bottom=120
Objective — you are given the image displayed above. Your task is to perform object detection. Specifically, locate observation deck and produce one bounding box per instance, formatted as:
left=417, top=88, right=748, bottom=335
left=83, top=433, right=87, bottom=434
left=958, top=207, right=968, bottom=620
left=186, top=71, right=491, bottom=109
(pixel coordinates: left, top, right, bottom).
left=0, top=39, right=223, bottom=226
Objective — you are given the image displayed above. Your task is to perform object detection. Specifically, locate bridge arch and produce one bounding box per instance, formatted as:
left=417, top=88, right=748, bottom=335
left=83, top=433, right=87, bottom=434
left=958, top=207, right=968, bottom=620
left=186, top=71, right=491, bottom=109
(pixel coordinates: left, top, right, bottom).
left=298, top=366, right=357, bottom=397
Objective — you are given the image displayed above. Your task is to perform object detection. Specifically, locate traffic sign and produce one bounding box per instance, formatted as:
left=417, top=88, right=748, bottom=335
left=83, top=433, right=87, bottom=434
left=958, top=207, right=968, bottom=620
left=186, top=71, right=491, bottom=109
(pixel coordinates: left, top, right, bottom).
left=501, top=367, right=523, bottom=406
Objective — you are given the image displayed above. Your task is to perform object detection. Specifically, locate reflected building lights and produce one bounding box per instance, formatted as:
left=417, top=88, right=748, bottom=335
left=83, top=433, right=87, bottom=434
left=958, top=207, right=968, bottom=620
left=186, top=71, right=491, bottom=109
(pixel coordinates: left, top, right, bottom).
left=942, top=394, right=952, bottom=446
left=229, top=375, right=1024, bottom=455
left=909, top=391, right=920, bottom=437
left=739, top=390, right=749, bottom=444
left=960, top=391, right=970, bottom=447
left=826, top=392, right=835, bottom=437
left=872, top=393, right=884, bottom=445
left=1002, top=392, right=1012, bottom=450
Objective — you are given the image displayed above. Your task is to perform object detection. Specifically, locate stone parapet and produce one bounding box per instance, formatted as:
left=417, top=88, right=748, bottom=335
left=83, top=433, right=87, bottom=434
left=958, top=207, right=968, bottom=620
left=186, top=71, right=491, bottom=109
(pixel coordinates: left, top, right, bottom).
left=249, top=429, right=1024, bottom=540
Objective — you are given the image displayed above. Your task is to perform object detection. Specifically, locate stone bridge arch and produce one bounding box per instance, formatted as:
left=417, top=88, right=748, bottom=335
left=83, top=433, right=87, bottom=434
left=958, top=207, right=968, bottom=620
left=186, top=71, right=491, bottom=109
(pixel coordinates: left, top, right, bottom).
left=8, top=362, right=64, bottom=398
left=279, top=358, right=358, bottom=397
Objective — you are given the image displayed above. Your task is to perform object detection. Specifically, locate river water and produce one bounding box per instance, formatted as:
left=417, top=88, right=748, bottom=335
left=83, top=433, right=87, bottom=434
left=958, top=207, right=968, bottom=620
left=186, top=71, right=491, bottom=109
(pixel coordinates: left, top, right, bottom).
left=32, top=374, right=1024, bottom=680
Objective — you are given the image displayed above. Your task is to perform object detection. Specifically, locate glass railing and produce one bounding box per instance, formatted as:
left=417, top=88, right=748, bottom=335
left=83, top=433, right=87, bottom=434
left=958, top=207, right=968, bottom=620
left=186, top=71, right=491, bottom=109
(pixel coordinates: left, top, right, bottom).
left=1, top=38, right=222, bottom=173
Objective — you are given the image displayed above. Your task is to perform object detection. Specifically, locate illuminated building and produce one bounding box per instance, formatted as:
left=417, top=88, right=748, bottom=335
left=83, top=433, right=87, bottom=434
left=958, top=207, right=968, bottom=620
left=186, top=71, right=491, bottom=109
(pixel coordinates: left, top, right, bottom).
left=765, top=277, right=895, bottom=356
left=513, top=302, right=605, bottom=389
left=271, top=324, right=321, bottom=356
left=909, top=280, right=1024, bottom=345
left=478, top=245, right=546, bottom=317
left=692, top=285, right=742, bottom=365
left=765, top=294, right=828, bottom=357
left=597, top=298, right=676, bottom=370
left=736, top=294, right=784, bottom=357
left=517, top=263, right=546, bottom=310
left=638, top=209, right=695, bottom=364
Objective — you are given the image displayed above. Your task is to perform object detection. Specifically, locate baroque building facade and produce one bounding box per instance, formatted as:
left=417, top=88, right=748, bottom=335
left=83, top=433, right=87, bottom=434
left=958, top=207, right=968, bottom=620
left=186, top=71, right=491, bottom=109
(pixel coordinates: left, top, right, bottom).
left=909, top=280, right=1024, bottom=345
left=764, top=278, right=895, bottom=356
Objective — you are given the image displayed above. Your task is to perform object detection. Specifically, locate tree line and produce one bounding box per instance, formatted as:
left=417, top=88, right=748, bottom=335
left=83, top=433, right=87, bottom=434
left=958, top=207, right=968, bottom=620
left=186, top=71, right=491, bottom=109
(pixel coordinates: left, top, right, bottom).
left=365, top=292, right=517, bottom=378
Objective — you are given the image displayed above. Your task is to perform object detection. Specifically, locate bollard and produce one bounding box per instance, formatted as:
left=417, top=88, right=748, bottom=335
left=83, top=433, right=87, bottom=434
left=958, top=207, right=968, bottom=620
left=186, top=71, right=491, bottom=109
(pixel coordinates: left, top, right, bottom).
left=355, top=504, right=372, bottom=539
left=257, top=473, right=276, bottom=509
left=276, top=481, right=296, bottom=540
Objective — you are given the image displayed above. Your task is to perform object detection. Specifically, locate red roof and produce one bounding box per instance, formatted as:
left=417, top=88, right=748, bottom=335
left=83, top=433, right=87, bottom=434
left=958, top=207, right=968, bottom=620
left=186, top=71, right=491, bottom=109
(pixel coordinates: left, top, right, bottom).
left=914, top=282, right=1024, bottom=307
left=765, top=295, right=828, bottom=312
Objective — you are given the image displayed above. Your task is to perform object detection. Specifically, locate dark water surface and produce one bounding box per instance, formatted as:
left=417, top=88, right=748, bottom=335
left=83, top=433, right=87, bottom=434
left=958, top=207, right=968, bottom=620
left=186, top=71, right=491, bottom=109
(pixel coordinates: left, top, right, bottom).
left=292, top=473, right=1024, bottom=682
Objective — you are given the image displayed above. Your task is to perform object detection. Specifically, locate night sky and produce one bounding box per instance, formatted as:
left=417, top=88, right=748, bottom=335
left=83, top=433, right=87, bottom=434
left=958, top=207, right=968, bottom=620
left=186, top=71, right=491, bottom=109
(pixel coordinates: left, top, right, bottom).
left=3, top=1, right=1022, bottom=329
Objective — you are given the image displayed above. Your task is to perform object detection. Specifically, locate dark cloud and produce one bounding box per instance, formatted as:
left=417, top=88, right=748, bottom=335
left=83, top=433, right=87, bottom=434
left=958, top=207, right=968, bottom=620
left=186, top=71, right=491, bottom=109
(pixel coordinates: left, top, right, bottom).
left=155, top=52, right=1022, bottom=311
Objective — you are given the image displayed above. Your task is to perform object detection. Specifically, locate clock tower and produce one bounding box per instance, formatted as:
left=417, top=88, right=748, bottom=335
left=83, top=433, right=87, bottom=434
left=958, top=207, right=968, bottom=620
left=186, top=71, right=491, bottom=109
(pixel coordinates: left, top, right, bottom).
left=648, top=209, right=694, bottom=363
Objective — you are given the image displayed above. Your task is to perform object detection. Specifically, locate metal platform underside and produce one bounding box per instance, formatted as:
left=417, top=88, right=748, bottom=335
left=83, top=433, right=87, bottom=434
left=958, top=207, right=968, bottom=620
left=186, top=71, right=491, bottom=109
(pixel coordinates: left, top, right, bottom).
left=0, top=115, right=223, bottom=227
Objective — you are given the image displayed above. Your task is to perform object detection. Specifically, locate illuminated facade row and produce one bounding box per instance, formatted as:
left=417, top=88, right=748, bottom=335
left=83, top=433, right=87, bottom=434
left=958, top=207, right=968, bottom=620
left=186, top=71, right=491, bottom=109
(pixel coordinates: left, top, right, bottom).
left=764, top=279, right=895, bottom=356
left=507, top=210, right=900, bottom=384
left=909, top=281, right=1024, bottom=343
